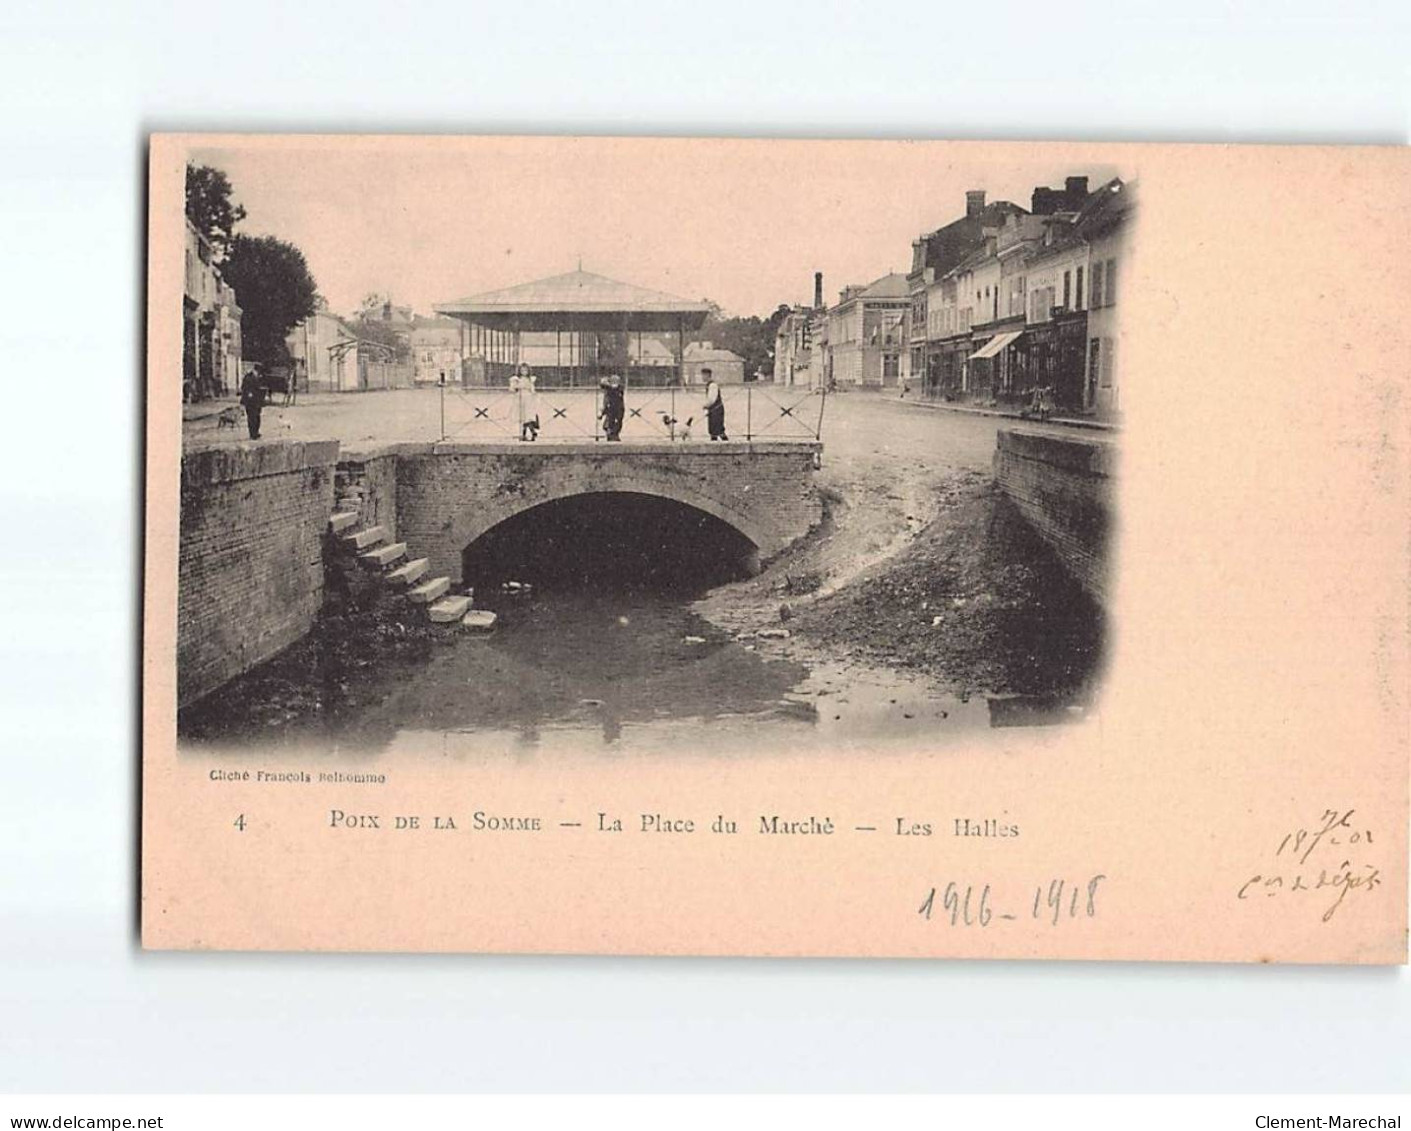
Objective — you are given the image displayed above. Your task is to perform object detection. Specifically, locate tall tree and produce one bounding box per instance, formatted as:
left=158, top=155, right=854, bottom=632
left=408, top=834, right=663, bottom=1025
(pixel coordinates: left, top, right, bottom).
left=184, top=163, right=247, bottom=259
left=690, top=303, right=794, bottom=380
left=222, top=234, right=320, bottom=367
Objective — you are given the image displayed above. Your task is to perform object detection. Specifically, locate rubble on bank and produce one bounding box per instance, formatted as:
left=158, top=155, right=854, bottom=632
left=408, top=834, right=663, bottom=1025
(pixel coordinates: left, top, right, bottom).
left=696, top=474, right=1104, bottom=701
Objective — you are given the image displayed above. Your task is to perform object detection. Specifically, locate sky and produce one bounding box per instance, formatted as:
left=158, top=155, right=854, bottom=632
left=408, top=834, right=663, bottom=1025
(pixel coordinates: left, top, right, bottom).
left=192, top=137, right=1124, bottom=319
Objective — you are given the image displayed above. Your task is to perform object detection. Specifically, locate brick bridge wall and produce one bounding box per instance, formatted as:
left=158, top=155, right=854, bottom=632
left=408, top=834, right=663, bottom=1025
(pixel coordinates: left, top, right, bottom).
left=993, top=428, right=1116, bottom=601
left=393, top=441, right=824, bottom=584
left=178, top=441, right=338, bottom=707
left=176, top=439, right=821, bottom=704
left=335, top=446, right=399, bottom=538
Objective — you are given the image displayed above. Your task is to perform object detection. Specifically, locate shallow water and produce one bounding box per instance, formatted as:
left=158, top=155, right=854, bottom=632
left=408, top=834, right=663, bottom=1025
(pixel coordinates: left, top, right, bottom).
left=177, top=578, right=1090, bottom=762
left=179, top=489, right=1095, bottom=760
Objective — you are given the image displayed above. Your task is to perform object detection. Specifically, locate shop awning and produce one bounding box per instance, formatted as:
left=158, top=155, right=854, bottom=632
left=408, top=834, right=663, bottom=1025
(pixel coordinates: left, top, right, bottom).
left=968, top=330, right=1024, bottom=360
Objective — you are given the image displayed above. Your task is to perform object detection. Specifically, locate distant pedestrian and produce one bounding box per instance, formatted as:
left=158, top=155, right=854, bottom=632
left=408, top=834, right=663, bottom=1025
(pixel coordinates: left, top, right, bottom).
left=239, top=367, right=263, bottom=440
left=599, top=374, right=625, bottom=441
left=702, top=368, right=727, bottom=441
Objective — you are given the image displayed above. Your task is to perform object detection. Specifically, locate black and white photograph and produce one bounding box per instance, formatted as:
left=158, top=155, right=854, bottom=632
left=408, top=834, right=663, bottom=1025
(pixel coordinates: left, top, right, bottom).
left=172, top=138, right=1125, bottom=761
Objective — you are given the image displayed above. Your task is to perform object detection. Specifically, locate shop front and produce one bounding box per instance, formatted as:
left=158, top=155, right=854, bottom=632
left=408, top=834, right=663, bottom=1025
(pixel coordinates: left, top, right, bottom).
left=1018, top=311, right=1089, bottom=412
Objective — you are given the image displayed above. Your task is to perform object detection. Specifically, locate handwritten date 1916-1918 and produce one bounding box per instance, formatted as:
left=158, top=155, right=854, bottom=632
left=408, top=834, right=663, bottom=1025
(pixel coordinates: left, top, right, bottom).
left=918, top=876, right=1106, bottom=928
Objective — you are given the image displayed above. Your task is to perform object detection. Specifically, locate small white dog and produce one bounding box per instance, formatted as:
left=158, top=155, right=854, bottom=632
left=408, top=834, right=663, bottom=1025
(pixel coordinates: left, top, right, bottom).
left=658, top=412, right=694, bottom=441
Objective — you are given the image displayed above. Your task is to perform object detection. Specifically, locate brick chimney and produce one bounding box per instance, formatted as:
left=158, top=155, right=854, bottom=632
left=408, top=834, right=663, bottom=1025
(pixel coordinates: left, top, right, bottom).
left=813, top=272, right=824, bottom=309
left=966, top=190, right=986, bottom=218
left=1065, top=175, right=1089, bottom=198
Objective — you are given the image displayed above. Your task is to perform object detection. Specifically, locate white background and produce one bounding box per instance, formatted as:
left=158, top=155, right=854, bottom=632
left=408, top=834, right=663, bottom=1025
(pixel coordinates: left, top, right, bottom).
left=1, top=0, right=1408, bottom=1094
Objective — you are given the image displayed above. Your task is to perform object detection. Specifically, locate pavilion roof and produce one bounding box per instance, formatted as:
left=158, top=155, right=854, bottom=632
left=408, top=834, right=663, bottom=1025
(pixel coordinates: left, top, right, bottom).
left=435, top=269, right=713, bottom=332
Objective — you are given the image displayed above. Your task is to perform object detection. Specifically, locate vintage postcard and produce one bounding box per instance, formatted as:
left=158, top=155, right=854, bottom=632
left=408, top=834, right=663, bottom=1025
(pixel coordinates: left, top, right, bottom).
left=143, top=134, right=1409, bottom=961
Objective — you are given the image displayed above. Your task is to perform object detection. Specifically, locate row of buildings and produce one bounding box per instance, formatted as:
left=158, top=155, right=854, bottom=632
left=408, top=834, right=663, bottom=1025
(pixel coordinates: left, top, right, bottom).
left=774, top=175, right=1133, bottom=418
left=182, top=219, right=243, bottom=401
left=285, top=303, right=433, bottom=393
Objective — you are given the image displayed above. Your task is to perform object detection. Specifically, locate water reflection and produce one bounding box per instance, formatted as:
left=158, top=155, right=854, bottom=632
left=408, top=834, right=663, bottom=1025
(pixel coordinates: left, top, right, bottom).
left=353, top=588, right=813, bottom=748
left=179, top=490, right=1096, bottom=759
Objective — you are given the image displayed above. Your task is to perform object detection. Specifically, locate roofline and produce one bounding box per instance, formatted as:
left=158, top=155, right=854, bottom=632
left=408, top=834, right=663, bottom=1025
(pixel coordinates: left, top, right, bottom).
left=434, top=301, right=713, bottom=315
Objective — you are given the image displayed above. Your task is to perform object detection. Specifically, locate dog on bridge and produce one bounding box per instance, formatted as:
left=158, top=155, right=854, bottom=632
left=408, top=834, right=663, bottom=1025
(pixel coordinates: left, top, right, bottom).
left=216, top=406, right=240, bottom=431
left=658, top=412, right=694, bottom=441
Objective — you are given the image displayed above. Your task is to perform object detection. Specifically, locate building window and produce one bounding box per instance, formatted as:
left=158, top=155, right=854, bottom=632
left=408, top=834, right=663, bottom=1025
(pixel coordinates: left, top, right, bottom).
left=1062, top=271, right=1071, bottom=310
left=1105, top=258, right=1118, bottom=306
left=1075, top=266, right=1085, bottom=311
left=1091, top=261, right=1105, bottom=308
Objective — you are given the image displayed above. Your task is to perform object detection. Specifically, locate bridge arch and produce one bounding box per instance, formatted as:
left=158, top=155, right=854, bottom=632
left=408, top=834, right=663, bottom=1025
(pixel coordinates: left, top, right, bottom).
left=390, top=442, right=823, bottom=586
left=451, top=471, right=771, bottom=562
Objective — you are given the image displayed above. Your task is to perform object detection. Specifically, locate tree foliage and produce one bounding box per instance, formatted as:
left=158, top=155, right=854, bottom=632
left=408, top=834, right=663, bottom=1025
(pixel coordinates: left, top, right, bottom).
left=357, top=293, right=391, bottom=318
left=222, top=234, right=320, bottom=367
left=184, top=163, right=247, bottom=259
left=348, top=313, right=411, bottom=362
left=691, top=303, right=794, bottom=380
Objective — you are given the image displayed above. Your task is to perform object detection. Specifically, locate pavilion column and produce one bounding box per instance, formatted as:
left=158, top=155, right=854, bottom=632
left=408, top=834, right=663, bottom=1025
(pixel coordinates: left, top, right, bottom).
left=677, top=315, right=686, bottom=387
left=621, top=312, right=630, bottom=391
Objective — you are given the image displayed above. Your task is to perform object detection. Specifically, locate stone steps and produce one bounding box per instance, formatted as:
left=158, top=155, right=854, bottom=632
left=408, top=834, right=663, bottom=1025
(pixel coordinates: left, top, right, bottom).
left=385, top=557, right=428, bottom=587
left=342, top=525, right=386, bottom=550
left=328, top=492, right=495, bottom=634
left=407, top=576, right=450, bottom=605
left=360, top=541, right=407, bottom=568
left=428, top=594, right=472, bottom=623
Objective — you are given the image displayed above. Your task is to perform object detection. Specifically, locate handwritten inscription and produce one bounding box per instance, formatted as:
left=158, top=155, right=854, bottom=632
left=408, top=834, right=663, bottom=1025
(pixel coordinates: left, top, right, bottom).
left=918, top=875, right=1106, bottom=927
left=1237, top=809, right=1382, bottom=922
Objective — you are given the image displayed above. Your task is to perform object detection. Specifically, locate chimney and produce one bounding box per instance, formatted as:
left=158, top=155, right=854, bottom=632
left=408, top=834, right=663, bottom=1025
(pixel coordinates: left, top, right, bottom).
left=966, top=190, right=986, bottom=218
left=1065, top=176, right=1089, bottom=198
left=813, top=272, right=824, bottom=309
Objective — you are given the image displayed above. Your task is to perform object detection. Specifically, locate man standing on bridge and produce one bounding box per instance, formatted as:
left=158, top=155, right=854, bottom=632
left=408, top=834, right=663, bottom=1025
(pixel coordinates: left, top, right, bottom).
left=239, top=367, right=263, bottom=440
left=599, top=373, right=625, bottom=441
left=702, top=368, right=727, bottom=441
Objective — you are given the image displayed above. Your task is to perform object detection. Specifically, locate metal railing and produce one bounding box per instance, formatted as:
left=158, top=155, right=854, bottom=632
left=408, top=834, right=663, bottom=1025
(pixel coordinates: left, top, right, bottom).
left=436, top=382, right=827, bottom=443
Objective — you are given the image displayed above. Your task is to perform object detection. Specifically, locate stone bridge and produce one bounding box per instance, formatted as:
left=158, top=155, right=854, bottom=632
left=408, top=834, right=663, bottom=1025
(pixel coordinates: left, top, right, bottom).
left=347, top=440, right=824, bottom=585
left=177, top=438, right=822, bottom=706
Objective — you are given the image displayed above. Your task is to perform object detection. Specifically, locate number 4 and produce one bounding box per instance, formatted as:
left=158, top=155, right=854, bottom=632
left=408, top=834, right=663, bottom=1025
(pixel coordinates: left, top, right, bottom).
left=233, top=814, right=247, bottom=832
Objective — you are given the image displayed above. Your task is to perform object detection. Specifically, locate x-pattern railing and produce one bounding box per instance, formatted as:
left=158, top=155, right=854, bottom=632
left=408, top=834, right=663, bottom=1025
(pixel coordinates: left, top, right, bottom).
left=744, top=387, right=827, bottom=441
left=436, top=384, right=827, bottom=443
